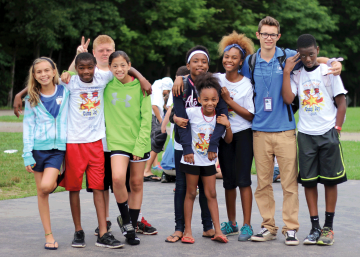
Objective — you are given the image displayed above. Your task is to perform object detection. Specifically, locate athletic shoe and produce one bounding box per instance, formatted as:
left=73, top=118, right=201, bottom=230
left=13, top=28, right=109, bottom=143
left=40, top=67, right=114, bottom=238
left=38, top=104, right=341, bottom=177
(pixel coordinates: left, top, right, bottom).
left=303, top=227, right=321, bottom=245
left=250, top=228, right=276, bottom=242
left=238, top=224, right=253, bottom=241
left=221, top=221, right=239, bottom=236
left=95, top=232, right=124, bottom=249
left=94, top=220, right=112, bottom=236
left=72, top=230, right=86, bottom=248
left=317, top=227, right=334, bottom=246
left=136, top=217, right=158, bottom=235
left=152, top=165, right=162, bottom=170
left=161, top=172, right=168, bottom=183
left=117, top=215, right=140, bottom=245
left=285, top=230, right=299, bottom=245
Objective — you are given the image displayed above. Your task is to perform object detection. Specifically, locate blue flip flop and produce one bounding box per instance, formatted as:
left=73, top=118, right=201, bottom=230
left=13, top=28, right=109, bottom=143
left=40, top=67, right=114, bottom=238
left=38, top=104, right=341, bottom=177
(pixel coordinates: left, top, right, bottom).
left=44, top=241, right=58, bottom=250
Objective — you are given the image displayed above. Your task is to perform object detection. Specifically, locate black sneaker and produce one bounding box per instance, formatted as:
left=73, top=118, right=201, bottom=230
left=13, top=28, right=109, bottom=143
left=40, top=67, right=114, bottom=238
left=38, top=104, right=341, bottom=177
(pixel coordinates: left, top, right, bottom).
left=94, top=220, right=112, bottom=236
left=95, top=232, right=124, bottom=249
left=161, top=172, right=168, bottom=183
left=72, top=230, right=86, bottom=248
left=136, top=217, right=158, bottom=235
left=285, top=230, right=299, bottom=246
left=303, top=227, right=321, bottom=245
left=117, top=215, right=140, bottom=245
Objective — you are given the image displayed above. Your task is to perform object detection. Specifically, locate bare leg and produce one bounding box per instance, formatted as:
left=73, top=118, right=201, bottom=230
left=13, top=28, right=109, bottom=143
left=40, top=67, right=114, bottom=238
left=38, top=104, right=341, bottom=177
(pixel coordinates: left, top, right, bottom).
left=184, top=173, right=199, bottom=239
left=34, top=168, right=59, bottom=248
left=239, top=186, right=253, bottom=226
left=324, top=185, right=337, bottom=212
left=152, top=153, right=159, bottom=167
left=111, top=155, right=130, bottom=203
left=93, top=189, right=107, bottom=237
left=143, top=151, right=159, bottom=178
left=128, top=161, right=146, bottom=210
left=304, top=186, right=318, bottom=216
left=69, top=191, right=82, bottom=232
left=104, top=190, right=110, bottom=219
left=225, top=188, right=237, bottom=224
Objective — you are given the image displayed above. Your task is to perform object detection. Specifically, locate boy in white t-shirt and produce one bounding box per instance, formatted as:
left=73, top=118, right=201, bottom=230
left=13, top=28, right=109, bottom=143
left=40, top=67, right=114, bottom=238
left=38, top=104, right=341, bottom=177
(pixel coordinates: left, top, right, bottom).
left=282, top=34, right=347, bottom=246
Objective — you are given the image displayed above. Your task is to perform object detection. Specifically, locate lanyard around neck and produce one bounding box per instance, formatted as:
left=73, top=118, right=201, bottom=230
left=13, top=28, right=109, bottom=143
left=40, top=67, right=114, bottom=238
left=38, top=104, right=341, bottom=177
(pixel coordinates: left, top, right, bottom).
left=259, top=56, right=275, bottom=97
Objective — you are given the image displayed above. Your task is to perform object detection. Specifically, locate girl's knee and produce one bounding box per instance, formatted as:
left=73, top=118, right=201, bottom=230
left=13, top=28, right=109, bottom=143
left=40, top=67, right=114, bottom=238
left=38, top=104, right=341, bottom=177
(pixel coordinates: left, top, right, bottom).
left=130, top=180, right=143, bottom=193
left=186, top=190, right=197, bottom=200
left=40, top=184, right=53, bottom=195
left=205, top=189, right=217, bottom=199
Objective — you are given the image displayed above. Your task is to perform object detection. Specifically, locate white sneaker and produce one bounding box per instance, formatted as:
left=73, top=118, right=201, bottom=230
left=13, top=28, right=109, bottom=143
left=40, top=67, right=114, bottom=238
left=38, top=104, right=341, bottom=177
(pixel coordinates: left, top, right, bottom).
left=285, top=230, right=299, bottom=246
left=250, top=228, right=276, bottom=242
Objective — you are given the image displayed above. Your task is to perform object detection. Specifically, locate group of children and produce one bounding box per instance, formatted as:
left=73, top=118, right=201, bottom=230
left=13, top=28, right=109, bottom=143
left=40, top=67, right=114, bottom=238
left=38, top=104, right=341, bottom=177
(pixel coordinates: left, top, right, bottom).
left=18, top=15, right=346, bottom=250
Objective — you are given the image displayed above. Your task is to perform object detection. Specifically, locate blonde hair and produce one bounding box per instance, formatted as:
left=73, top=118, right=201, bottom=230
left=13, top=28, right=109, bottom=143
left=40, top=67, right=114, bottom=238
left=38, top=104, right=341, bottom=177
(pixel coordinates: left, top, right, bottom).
left=93, top=35, right=115, bottom=51
left=26, top=57, right=59, bottom=107
left=258, top=16, right=280, bottom=33
left=218, top=31, right=255, bottom=58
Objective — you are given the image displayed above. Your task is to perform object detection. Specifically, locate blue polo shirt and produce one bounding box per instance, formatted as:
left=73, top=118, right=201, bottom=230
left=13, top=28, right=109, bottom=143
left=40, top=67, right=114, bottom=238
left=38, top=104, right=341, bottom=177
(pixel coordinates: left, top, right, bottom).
left=242, top=47, right=300, bottom=132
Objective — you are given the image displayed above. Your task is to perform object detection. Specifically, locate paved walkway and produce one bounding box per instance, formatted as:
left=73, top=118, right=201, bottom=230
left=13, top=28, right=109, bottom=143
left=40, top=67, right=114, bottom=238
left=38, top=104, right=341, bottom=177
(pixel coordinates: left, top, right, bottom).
left=0, top=176, right=359, bottom=257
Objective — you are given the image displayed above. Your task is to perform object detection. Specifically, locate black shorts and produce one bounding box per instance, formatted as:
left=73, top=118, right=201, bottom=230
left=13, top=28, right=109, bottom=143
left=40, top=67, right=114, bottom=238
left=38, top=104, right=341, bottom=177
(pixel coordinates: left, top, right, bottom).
left=151, top=115, right=167, bottom=153
left=180, top=163, right=216, bottom=177
left=298, top=128, right=347, bottom=188
left=87, top=151, right=113, bottom=192
left=110, top=150, right=150, bottom=162
left=218, top=128, right=253, bottom=189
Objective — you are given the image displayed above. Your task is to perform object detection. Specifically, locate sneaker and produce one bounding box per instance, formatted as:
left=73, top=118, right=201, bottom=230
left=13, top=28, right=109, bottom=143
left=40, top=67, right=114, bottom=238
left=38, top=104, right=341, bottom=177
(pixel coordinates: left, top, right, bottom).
left=72, top=230, right=86, bottom=248
left=238, top=224, right=253, bottom=241
left=94, top=220, right=112, bottom=236
left=285, top=230, right=299, bottom=245
left=152, top=165, right=162, bottom=170
left=136, top=217, right=158, bottom=235
left=221, top=221, right=239, bottom=236
left=317, top=227, right=334, bottom=246
left=95, top=232, right=124, bottom=249
left=117, top=215, right=140, bottom=245
left=250, top=228, right=276, bottom=242
left=303, top=227, right=321, bottom=245
left=161, top=172, right=168, bottom=183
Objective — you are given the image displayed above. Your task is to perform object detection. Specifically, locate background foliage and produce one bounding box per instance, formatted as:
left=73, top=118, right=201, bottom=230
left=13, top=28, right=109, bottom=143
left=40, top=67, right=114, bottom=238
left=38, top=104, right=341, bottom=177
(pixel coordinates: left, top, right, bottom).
left=0, top=0, right=358, bottom=106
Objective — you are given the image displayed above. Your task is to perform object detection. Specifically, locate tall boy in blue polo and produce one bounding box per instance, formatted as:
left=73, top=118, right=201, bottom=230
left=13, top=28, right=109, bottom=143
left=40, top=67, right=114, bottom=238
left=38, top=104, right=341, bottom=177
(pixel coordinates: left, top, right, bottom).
left=241, top=16, right=343, bottom=246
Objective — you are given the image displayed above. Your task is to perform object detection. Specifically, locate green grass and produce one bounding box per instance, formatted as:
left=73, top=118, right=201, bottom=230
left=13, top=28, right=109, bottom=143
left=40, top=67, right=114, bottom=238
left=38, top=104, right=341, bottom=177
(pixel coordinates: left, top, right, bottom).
left=294, top=107, right=360, bottom=132
left=0, top=115, right=23, bottom=122
left=0, top=106, right=13, bottom=110
left=1, top=132, right=359, bottom=201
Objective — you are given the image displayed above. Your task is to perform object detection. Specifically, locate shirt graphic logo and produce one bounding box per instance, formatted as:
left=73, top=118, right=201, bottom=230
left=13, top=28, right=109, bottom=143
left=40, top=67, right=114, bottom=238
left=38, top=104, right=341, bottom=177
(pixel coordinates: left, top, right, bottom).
left=112, top=93, right=132, bottom=107
left=80, top=91, right=100, bottom=111
left=300, top=80, right=325, bottom=115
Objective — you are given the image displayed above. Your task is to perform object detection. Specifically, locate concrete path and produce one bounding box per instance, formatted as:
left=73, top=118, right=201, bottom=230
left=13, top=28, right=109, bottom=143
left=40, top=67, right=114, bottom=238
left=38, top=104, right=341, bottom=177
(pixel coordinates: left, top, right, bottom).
left=0, top=175, right=359, bottom=257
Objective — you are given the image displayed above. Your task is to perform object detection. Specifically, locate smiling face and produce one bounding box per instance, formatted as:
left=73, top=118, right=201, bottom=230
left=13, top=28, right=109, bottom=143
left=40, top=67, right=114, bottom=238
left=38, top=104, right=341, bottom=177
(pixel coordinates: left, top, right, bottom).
left=198, top=87, right=219, bottom=116
left=186, top=53, right=209, bottom=79
left=93, top=43, right=115, bottom=67
left=298, top=45, right=319, bottom=69
left=222, top=47, right=243, bottom=73
left=109, top=56, right=131, bottom=83
left=256, top=25, right=280, bottom=51
left=33, top=61, right=56, bottom=87
left=75, top=59, right=95, bottom=83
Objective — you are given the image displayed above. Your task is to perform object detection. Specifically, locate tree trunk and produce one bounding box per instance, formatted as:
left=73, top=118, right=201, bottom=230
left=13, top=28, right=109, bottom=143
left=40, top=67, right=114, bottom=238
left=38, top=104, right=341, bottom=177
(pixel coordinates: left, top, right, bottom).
left=166, top=65, right=171, bottom=77
left=57, top=50, right=62, bottom=72
left=49, top=47, right=53, bottom=59
left=354, top=90, right=357, bottom=107
left=35, top=42, right=40, bottom=58
left=7, top=51, right=17, bottom=108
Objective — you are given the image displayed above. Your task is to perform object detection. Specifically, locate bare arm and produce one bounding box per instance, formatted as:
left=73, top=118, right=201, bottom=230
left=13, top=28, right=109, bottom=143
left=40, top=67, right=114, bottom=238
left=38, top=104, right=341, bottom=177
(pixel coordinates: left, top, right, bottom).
left=334, top=94, right=347, bottom=133
left=152, top=105, right=162, bottom=123
left=161, top=106, right=172, bottom=133
left=220, top=87, right=254, bottom=121
left=68, top=36, right=90, bottom=72
left=128, top=67, right=152, bottom=96
left=282, top=53, right=300, bottom=105
left=216, top=114, right=233, bottom=144
left=13, top=87, right=29, bottom=117
left=317, top=57, right=342, bottom=76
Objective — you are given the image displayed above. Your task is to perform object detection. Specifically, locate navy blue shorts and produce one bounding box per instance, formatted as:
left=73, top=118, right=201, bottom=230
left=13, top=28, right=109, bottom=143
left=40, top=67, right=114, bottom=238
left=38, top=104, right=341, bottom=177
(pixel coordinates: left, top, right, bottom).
left=32, top=149, right=65, bottom=172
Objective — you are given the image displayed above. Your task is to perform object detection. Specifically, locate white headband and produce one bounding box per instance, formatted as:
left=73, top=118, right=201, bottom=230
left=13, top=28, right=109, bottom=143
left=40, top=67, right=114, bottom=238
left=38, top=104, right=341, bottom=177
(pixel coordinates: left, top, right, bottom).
left=187, top=50, right=209, bottom=63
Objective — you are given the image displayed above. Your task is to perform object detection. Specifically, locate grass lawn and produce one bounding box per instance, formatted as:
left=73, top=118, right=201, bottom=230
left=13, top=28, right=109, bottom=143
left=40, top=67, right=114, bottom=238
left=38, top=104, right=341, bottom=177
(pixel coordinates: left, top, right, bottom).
left=1, top=132, right=359, bottom=201
left=294, top=107, right=360, bottom=132
left=0, top=115, right=23, bottom=122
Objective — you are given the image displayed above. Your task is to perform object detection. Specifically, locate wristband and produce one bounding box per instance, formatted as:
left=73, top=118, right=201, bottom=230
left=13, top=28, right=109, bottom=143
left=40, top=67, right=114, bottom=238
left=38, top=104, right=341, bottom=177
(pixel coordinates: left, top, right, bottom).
left=326, top=57, right=344, bottom=67
left=335, top=126, right=342, bottom=131
left=226, top=126, right=231, bottom=130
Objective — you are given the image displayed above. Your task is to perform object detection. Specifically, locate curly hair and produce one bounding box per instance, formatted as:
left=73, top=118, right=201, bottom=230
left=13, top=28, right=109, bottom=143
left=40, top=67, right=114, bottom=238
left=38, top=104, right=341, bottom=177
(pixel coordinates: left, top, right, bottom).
left=218, top=31, right=255, bottom=59
left=195, top=72, right=221, bottom=97
left=27, top=57, right=59, bottom=107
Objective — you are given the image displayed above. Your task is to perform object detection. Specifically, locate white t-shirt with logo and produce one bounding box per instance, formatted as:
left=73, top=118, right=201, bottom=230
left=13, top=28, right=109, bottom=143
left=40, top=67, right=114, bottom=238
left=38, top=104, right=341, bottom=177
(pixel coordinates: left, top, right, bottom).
left=180, top=107, right=218, bottom=166
left=151, top=80, right=164, bottom=118
left=61, top=68, right=113, bottom=143
left=215, top=73, right=254, bottom=134
left=290, top=64, right=347, bottom=135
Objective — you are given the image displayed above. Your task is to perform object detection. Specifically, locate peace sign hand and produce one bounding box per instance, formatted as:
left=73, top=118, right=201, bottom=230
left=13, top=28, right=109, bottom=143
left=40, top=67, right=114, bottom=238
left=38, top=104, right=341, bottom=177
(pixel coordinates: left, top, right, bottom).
left=76, top=36, right=90, bottom=55
left=284, top=52, right=301, bottom=73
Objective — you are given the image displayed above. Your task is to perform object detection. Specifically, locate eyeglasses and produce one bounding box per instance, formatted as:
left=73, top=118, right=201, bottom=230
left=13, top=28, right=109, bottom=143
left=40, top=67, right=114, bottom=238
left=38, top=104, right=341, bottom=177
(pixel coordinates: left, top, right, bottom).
left=259, top=33, right=279, bottom=39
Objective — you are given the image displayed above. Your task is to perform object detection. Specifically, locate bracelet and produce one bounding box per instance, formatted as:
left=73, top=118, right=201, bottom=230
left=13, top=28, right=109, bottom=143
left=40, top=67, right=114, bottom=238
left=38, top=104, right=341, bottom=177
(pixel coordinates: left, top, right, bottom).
left=326, top=57, right=344, bottom=67
left=226, top=126, right=231, bottom=130
left=335, top=126, right=342, bottom=131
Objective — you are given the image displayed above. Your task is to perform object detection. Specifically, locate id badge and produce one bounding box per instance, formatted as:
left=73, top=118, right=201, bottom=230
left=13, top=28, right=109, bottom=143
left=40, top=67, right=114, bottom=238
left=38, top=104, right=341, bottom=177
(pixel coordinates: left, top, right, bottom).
left=264, top=97, right=273, bottom=112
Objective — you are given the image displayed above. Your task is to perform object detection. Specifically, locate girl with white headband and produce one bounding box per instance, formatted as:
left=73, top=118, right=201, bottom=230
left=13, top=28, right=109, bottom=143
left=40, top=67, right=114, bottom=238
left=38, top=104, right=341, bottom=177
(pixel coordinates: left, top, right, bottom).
left=216, top=31, right=256, bottom=241
left=166, top=45, right=228, bottom=243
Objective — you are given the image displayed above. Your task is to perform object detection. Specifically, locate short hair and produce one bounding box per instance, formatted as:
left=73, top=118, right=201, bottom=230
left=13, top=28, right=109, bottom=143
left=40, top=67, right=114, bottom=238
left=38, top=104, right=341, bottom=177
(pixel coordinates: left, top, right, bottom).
left=109, top=51, right=131, bottom=65
left=258, top=16, right=280, bottom=34
left=195, top=72, right=221, bottom=97
left=185, top=45, right=210, bottom=64
left=75, top=52, right=96, bottom=66
left=176, top=66, right=190, bottom=76
left=218, top=31, right=255, bottom=58
left=93, top=35, right=115, bottom=51
left=297, top=34, right=317, bottom=49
